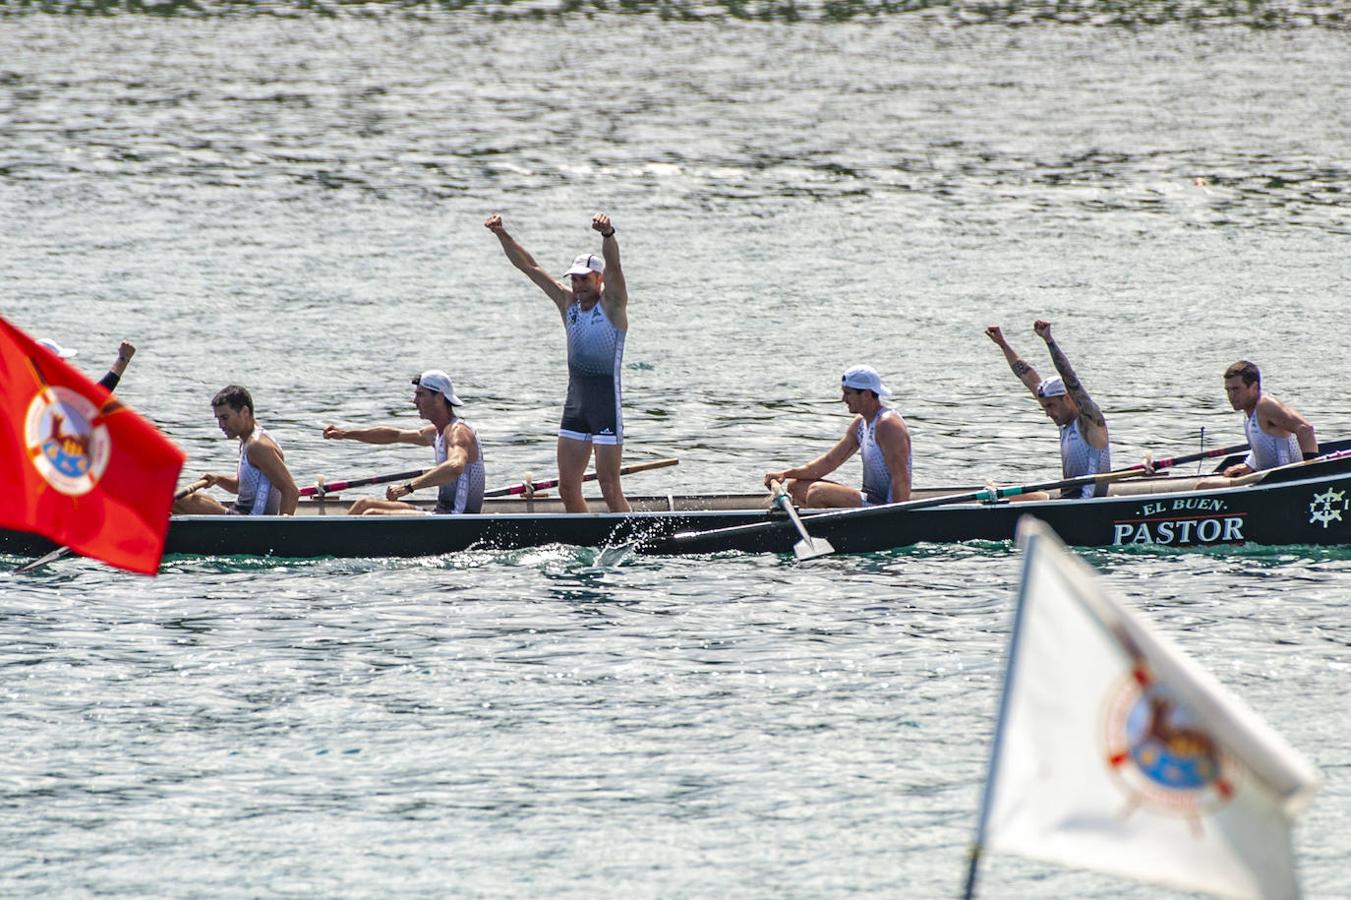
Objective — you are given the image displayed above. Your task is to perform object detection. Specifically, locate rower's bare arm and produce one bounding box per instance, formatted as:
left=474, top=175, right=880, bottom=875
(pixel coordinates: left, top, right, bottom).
left=985, top=325, right=1041, bottom=394
left=485, top=214, right=570, bottom=314
left=765, top=427, right=860, bottom=489
left=877, top=416, right=913, bottom=502
left=422, top=449, right=469, bottom=488
left=107, top=341, right=135, bottom=379
left=594, top=214, right=628, bottom=329
left=247, top=442, right=299, bottom=515
left=1260, top=397, right=1319, bottom=456
left=1039, top=323, right=1109, bottom=443
left=202, top=472, right=239, bottom=494
left=418, top=425, right=474, bottom=488
left=323, top=423, right=431, bottom=446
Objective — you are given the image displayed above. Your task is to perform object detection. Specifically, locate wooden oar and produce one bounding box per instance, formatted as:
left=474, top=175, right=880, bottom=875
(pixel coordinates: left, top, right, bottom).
left=299, top=468, right=426, bottom=498
left=484, top=457, right=679, bottom=498
left=667, top=442, right=1252, bottom=552
left=962, top=440, right=1255, bottom=503
left=300, top=458, right=678, bottom=501
left=768, top=478, right=835, bottom=560
left=15, top=478, right=212, bottom=575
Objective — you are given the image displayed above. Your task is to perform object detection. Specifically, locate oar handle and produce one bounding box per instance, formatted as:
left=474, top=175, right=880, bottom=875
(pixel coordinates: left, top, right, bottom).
left=298, top=468, right=428, bottom=497
left=485, top=457, right=679, bottom=498
left=174, top=477, right=211, bottom=501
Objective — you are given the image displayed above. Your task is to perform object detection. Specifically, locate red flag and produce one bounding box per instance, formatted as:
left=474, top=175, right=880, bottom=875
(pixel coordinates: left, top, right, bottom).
left=0, top=317, right=185, bottom=574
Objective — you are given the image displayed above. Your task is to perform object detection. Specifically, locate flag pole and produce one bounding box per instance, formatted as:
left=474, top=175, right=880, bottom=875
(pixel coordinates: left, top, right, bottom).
left=962, top=521, right=1042, bottom=899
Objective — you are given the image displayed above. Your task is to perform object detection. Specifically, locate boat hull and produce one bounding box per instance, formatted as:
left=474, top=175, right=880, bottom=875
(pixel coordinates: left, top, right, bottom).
left=651, top=456, right=1351, bottom=555
left=3, top=455, right=1348, bottom=561
left=0, top=507, right=779, bottom=560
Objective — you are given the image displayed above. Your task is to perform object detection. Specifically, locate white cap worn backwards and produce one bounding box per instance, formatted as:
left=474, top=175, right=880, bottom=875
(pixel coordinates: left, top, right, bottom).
left=1036, top=376, right=1067, bottom=398
left=412, top=369, right=463, bottom=406
left=841, top=365, right=892, bottom=398
left=36, top=338, right=78, bottom=359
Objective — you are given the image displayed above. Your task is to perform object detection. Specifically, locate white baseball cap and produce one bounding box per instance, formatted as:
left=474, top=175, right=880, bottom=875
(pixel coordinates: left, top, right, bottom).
left=412, top=369, right=463, bottom=406
left=1036, top=376, right=1067, bottom=398
left=37, top=338, right=78, bottom=359
left=841, top=365, right=891, bottom=398
left=565, top=253, right=605, bottom=277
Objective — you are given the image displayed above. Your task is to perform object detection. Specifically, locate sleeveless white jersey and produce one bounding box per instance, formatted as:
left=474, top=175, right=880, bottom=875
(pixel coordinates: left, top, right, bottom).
left=434, top=419, right=485, bottom=515
left=566, top=301, right=625, bottom=378
left=1059, top=419, right=1111, bottom=499
left=1242, top=408, right=1300, bottom=471
left=856, top=409, right=909, bottom=505
left=233, top=427, right=281, bottom=515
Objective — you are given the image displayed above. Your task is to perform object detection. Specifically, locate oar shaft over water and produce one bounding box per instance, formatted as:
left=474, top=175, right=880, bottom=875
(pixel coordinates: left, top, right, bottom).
left=299, top=468, right=427, bottom=497
left=485, top=458, right=678, bottom=497
left=300, top=458, right=678, bottom=499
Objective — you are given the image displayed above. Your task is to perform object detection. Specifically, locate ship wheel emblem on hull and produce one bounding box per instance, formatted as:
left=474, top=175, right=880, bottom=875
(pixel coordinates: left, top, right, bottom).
left=1308, top=488, right=1348, bottom=529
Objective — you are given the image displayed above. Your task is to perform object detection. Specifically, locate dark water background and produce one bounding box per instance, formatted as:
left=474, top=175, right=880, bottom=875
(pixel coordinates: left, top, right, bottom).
left=2, top=2, right=1349, bottom=895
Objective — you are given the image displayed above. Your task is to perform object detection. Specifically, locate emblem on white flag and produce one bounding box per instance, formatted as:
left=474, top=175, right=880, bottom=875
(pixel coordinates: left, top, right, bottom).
left=965, top=517, right=1318, bottom=900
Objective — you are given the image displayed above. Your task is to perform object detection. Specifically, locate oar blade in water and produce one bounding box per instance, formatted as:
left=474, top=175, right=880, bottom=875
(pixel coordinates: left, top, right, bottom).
left=792, top=535, right=835, bottom=561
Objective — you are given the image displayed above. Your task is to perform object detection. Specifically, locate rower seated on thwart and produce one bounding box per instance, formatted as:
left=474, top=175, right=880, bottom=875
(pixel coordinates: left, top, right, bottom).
left=174, top=385, right=300, bottom=516
left=763, top=365, right=912, bottom=509
left=321, top=369, right=485, bottom=516
left=1194, top=359, right=1318, bottom=490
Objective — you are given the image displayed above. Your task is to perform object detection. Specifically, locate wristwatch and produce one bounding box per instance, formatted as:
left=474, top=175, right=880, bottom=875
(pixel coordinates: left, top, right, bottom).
left=404, top=482, right=416, bottom=495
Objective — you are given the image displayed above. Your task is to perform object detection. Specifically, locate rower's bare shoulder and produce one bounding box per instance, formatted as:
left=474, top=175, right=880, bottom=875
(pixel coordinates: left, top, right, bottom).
left=1253, top=393, right=1287, bottom=418
left=247, top=434, right=288, bottom=465
left=877, top=410, right=910, bottom=433
left=446, top=420, right=476, bottom=444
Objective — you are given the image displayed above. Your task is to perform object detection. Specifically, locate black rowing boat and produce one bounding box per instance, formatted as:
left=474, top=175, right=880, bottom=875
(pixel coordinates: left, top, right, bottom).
left=3, top=445, right=1348, bottom=563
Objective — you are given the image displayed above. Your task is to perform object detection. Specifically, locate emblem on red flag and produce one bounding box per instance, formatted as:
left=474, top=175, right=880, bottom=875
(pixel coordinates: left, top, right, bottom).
left=26, top=387, right=112, bottom=495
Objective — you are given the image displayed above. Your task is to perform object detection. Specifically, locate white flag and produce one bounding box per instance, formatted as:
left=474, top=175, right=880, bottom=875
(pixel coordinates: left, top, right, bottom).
left=973, top=517, right=1319, bottom=900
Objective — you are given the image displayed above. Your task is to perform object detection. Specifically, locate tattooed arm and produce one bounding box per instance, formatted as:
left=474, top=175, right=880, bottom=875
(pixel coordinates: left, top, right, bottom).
left=1035, top=320, right=1109, bottom=448
left=985, top=325, right=1042, bottom=395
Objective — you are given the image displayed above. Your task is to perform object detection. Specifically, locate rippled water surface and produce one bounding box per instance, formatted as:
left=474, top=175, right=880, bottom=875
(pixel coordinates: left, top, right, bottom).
left=3, top=2, right=1350, bottom=895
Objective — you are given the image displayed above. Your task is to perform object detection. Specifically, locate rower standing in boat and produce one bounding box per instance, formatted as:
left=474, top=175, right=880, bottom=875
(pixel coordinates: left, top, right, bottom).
left=985, top=321, right=1110, bottom=499
left=763, top=365, right=913, bottom=509
left=484, top=212, right=631, bottom=513
left=174, top=385, right=299, bottom=516
left=322, top=370, right=485, bottom=516
left=1219, top=360, right=1318, bottom=476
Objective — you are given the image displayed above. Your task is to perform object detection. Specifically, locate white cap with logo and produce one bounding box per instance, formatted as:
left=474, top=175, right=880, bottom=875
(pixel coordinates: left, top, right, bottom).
left=36, top=338, right=78, bottom=359
left=565, top=253, right=605, bottom=277
left=412, top=369, right=463, bottom=406
left=841, top=365, right=892, bottom=398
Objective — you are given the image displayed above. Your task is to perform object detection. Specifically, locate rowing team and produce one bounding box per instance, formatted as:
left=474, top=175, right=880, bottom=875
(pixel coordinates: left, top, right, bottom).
left=52, top=213, right=1320, bottom=519
left=163, top=327, right=1318, bottom=520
